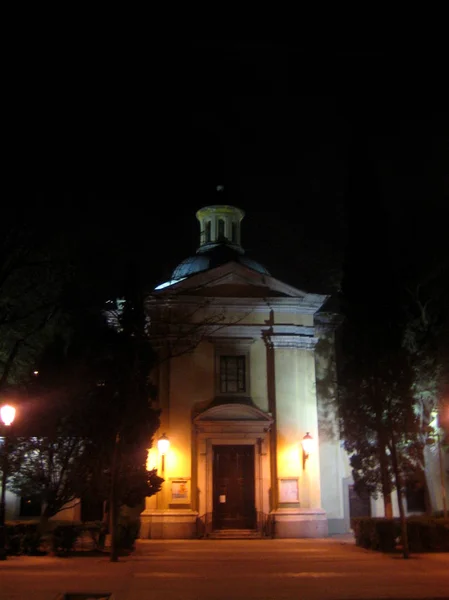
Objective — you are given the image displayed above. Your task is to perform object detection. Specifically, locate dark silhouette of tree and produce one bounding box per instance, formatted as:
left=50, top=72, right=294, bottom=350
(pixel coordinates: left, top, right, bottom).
left=0, top=212, right=69, bottom=390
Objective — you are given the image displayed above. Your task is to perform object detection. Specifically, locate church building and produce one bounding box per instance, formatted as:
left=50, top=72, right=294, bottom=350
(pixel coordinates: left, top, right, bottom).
left=140, top=200, right=348, bottom=538
left=3, top=197, right=446, bottom=533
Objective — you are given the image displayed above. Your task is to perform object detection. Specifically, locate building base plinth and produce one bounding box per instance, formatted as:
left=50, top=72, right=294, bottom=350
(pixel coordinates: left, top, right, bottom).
left=271, top=508, right=328, bottom=538
left=140, top=510, right=199, bottom=539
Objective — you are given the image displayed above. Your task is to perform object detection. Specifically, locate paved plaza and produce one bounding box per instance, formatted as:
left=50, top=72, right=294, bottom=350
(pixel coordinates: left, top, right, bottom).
left=0, top=536, right=448, bottom=600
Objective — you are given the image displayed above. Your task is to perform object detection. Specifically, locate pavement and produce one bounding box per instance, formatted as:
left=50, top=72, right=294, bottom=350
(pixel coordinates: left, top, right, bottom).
left=0, top=536, right=448, bottom=600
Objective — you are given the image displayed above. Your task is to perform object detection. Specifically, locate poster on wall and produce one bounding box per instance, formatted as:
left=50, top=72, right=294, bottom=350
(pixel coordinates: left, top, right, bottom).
left=171, top=479, right=190, bottom=503
left=278, top=478, right=299, bottom=503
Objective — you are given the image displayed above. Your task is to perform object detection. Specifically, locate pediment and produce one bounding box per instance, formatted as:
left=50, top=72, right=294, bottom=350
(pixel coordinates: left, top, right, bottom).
left=156, top=261, right=315, bottom=300
left=205, top=270, right=261, bottom=287
left=194, top=403, right=273, bottom=423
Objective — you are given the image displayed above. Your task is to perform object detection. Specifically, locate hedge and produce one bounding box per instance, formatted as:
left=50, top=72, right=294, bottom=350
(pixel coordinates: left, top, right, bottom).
left=4, top=518, right=140, bottom=556
left=351, top=517, right=449, bottom=552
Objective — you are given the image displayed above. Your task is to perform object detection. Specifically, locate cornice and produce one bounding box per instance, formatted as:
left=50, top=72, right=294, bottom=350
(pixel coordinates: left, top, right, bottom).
left=147, top=295, right=327, bottom=315
left=265, top=335, right=319, bottom=350
left=151, top=323, right=318, bottom=346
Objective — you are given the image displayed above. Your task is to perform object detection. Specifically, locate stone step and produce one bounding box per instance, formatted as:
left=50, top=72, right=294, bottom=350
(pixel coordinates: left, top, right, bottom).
left=208, top=529, right=262, bottom=539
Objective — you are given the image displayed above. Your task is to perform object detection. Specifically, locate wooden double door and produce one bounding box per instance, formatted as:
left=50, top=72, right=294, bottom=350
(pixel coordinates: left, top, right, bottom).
left=213, top=445, right=256, bottom=530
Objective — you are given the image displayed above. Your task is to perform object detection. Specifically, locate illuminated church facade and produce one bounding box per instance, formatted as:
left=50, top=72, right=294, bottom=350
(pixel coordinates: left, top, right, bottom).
left=2, top=198, right=447, bottom=534
left=140, top=201, right=349, bottom=538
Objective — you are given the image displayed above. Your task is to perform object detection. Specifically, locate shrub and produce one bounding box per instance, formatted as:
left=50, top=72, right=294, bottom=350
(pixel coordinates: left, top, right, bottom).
left=51, top=524, right=80, bottom=556
left=116, top=517, right=140, bottom=551
left=351, top=517, right=397, bottom=552
left=5, top=522, right=43, bottom=556
left=352, top=517, right=449, bottom=552
left=5, top=524, right=22, bottom=555
left=22, top=523, right=43, bottom=555
left=406, top=517, right=449, bottom=552
left=81, top=521, right=107, bottom=550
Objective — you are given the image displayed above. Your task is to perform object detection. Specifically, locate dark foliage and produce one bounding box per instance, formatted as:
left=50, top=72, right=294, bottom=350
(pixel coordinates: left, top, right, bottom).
left=352, top=517, right=449, bottom=553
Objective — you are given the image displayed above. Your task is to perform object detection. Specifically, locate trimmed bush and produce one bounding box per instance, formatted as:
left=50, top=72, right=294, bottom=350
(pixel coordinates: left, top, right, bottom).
left=116, top=517, right=140, bottom=551
left=406, top=517, right=449, bottom=552
left=5, top=524, right=23, bottom=555
left=351, top=517, right=397, bottom=552
left=51, top=524, right=80, bottom=556
left=81, top=521, right=107, bottom=550
left=5, top=522, right=43, bottom=556
left=4, top=518, right=139, bottom=556
left=4, top=520, right=111, bottom=556
left=22, top=523, right=43, bottom=555
left=352, top=517, right=449, bottom=552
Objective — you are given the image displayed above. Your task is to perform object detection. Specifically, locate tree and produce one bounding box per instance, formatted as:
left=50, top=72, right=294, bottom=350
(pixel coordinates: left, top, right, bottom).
left=6, top=435, right=90, bottom=523
left=6, top=296, right=163, bottom=546
left=337, top=145, right=426, bottom=557
left=88, top=277, right=163, bottom=562
left=402, top=256, right=449, bottom=515
left=0, top=213, right=68, bottom=390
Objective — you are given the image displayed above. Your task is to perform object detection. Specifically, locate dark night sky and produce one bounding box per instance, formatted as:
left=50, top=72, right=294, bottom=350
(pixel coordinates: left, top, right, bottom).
left=135, top=44, right=448, bottom=295
left=31, top=42, right=448, bottom=297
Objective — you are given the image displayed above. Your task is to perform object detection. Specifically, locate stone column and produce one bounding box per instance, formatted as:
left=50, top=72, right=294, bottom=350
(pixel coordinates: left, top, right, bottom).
left=269, top=335, right=327, bottom=537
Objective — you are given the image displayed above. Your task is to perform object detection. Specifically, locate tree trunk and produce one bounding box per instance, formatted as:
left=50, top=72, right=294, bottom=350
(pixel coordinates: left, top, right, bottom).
left=376, top=402, right=393, bottom=518
left=390, top=431, right=410, bottom=559
left=379, top=440, right=393, bottom=518
left=109, top=432, right=120, bottom=562
left=109, top=491, right=119, bottom=562
left=422, top=466, right=433, bottom=516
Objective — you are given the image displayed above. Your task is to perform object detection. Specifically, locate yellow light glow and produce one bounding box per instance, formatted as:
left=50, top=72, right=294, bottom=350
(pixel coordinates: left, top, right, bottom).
left=0, top=404, right=16, bottom=426
left=278, top=444, right=301, bottom=477
left=146, top=447, right=158, bottom=471
left=157, top=433, right=170, bottom=455
left=302, top=432, right=314, bottom=456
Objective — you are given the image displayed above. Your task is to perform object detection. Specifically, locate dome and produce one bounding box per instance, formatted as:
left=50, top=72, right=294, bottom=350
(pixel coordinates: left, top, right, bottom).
left=172, top=243, right=270, bottom=280
left=155, top=192, right=270, bottom=291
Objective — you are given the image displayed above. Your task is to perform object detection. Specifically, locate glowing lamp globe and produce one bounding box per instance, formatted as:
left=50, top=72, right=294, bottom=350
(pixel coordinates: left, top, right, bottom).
left=301, top=432, right=314, bottom=456
left=0, top=404, right=16, bottom=426
left=157, top=433, right=170, bottom=455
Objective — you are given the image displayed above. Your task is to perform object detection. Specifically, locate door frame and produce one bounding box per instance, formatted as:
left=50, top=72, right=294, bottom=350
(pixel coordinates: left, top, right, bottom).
left=206, top=437, right=261, bottom=528
left=193, top=403, right=273, bottom=533
left=212, top=444, right=256, bottom=529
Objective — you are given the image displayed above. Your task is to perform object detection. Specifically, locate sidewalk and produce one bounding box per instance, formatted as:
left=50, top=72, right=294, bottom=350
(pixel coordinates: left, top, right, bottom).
left=0, top=538, right=448, bottom=600
left=328, top=532, right=356, bottom=544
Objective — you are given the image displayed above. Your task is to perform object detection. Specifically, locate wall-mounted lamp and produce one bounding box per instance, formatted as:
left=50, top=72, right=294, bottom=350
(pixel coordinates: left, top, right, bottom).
left=301, top=432, right=314, bottom=470
left=157, top=433, right=170, bottom=474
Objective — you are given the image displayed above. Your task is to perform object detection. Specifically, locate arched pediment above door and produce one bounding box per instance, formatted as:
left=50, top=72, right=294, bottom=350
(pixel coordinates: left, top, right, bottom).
left=194, top=403, right=273, bottom=434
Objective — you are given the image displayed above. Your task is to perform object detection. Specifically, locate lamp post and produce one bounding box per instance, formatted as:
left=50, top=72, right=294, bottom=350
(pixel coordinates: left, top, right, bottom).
left=157, top=433, right=170, bottom=476
left=431, top=409, right=448, bottom=519
left=436, top=428, right=448, bottom=518
left=0, top=404, right=16, bottom=561
left=301, top=432, right=314, bottom=470
left=434, top=413, right=448, bottom=519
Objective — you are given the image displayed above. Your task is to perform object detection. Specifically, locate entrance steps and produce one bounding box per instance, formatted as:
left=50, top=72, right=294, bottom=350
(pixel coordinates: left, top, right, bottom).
left=208, top=529, right=262, bottom=540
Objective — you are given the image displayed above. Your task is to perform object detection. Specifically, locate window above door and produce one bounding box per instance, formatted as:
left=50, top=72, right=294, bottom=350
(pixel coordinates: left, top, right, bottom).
left=220, top=355, right=246, bottom=393
left=212, top=337, right=253, bottom=399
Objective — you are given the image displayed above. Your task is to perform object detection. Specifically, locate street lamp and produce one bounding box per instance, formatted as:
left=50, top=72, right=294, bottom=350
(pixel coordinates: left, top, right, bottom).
left=301, top=432, right=314, bottom=470
left=157, top=433, right=170, bottom=475
left=0, top=404, right=16, bottom=561
left=432, top=410, right=448, bottom=519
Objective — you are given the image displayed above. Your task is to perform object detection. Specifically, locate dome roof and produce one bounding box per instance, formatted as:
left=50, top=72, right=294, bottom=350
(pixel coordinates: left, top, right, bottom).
left=154, top=195, right=270, bottom=291
left=172, top=243, right=270, bottom=280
